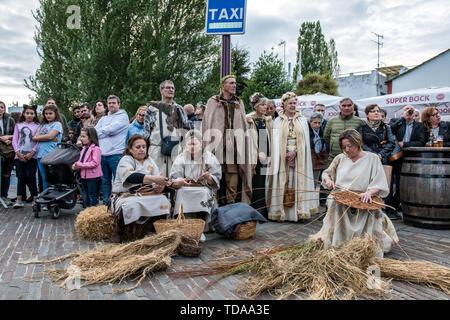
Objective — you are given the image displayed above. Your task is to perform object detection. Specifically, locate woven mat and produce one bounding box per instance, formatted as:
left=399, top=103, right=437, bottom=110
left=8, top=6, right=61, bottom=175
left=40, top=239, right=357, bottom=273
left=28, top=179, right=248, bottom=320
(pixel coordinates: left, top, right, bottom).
left=333, top=190, right=385, bottom=210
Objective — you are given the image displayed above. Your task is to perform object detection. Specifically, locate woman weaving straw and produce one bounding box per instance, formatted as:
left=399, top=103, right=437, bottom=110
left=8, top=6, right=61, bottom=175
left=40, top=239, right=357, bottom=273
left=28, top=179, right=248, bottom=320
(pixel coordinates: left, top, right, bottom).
left=310, top=129, right=399, bottom=258
left=109, top=134, right=170, bottom=243
left=267, top=92, right=318, bottom=222
left=169, top=130, right=222, bottom=237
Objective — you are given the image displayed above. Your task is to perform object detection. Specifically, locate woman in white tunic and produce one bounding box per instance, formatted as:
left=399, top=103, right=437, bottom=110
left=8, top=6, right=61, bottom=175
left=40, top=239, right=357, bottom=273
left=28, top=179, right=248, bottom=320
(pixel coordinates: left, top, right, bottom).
left=311, top=129, right=399, bottom=258
left=109, top=134, right=171, bottom=242
left=169, top=131, right=222, bottom=224
left=267, top=92, right=318, bottom=222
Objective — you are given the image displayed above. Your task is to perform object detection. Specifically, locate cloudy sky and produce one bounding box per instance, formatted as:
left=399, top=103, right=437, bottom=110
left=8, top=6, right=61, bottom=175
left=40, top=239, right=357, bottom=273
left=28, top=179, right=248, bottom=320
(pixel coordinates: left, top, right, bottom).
left=1, top=0, right=449, bottom=106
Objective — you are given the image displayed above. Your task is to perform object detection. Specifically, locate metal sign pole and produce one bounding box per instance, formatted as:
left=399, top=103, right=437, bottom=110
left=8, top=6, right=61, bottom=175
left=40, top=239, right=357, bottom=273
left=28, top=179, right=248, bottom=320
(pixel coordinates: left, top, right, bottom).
left=221, top=34, right=231, bottom=78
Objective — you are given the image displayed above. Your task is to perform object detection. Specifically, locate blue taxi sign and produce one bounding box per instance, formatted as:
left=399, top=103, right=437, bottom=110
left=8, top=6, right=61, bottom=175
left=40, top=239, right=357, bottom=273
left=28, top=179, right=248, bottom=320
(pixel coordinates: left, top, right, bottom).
left=205, top=0, right=247, bottom=35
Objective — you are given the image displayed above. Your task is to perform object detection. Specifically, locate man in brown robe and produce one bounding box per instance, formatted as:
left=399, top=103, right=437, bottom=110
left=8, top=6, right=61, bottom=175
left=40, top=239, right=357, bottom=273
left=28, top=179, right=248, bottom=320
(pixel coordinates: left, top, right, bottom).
left=202, top=76, right=253, bottom=205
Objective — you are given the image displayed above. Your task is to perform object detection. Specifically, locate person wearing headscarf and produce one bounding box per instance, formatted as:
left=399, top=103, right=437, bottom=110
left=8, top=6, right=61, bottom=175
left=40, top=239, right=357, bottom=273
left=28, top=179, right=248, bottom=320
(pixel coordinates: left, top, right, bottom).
left=246, top=92, right=272, bottom=218
left=267, top=92, right=318, bottom=222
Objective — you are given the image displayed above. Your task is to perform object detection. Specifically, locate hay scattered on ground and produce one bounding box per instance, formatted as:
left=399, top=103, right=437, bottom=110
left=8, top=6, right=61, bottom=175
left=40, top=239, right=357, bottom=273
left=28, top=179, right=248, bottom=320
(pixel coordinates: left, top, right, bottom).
left=234, top=236, right=390, bottom=300
left=75, top=205, right=117, bottom=240
left=22, top=230, right=200, bottom=293
left=373, top=257, right=450, bottom=295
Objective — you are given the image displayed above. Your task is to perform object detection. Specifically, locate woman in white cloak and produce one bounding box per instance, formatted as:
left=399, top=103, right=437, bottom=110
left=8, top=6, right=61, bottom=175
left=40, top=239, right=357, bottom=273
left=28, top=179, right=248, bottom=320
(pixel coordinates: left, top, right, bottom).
left=267, top=92, right=319, bottom=222
left=109, top=134, right=171, bottom=242
left=169, top=131, right=222, bottom=229
left=310, top=129, right=399, bottom=258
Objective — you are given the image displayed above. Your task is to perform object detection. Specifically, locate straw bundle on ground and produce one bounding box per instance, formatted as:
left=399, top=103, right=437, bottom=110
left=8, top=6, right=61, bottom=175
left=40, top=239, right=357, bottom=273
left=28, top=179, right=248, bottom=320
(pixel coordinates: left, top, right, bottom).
left=233, top=236, right=390, bottom=300
left=23, top=230, right=200, bottom=293
left=372, top=257, right=450, bottom=295
left=172, top=236, right=390, bottom=300
left=75, top=205, right=117, bottom=240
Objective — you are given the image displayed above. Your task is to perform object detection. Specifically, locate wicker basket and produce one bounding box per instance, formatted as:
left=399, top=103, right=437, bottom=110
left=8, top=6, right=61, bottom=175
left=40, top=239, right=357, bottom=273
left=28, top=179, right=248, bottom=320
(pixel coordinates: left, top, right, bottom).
left=333, top=190, right=385, bottom=210
left=232, top=221, right=257, bottom=240
left=153, top=205, right=205, bottom=242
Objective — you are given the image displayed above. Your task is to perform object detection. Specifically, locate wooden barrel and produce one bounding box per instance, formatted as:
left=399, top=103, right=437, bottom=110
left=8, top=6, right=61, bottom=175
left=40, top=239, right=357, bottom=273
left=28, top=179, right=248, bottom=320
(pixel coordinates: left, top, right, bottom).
left=400, top=147, right=450, bottom=229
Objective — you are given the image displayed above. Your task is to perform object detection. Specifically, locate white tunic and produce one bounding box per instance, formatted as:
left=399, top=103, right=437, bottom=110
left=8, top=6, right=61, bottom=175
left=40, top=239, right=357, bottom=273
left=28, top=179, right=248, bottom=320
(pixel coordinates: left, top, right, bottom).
left=311, top=152, right=399, bottom=257
left=169, top=150, right=222, bottom=216
left=111, top=155, right=171, bottom=225
left=267, top=111, right=319, bottom=221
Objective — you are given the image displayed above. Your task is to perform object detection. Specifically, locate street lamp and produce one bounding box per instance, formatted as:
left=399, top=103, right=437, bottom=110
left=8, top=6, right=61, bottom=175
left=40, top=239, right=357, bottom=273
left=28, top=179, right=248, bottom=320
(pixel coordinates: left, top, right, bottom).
left=278, top=40, right=286, bottom=73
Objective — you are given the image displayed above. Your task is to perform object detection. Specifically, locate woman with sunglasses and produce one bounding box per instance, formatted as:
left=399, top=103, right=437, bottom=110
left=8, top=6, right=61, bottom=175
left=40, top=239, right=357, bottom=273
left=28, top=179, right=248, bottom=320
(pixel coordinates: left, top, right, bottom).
left=421, top=106, right=450, bottom=147
left=358, top=104, right=395, bottom=165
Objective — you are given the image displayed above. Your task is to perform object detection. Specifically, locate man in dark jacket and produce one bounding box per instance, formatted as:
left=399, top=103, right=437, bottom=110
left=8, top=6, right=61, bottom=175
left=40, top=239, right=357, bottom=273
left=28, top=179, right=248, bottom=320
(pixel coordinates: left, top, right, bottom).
left=385, top=105, right=426, bottom=219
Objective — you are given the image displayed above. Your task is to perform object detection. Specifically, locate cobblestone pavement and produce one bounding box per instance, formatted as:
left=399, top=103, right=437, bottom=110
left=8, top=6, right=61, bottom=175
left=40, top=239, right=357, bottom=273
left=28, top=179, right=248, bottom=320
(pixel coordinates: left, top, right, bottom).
left=0, top=178, right=449, bottom=300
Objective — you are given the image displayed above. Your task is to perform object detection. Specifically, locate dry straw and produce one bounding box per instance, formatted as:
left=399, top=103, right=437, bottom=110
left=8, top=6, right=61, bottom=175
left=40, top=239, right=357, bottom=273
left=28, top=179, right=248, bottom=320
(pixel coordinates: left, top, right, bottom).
left=75, top=205, right=117, bottom=240
left=22, top=230, right=193, bottom=294
left=172, top=235, right=450, bottom=300
left=372, top=258, right=450, bottom=295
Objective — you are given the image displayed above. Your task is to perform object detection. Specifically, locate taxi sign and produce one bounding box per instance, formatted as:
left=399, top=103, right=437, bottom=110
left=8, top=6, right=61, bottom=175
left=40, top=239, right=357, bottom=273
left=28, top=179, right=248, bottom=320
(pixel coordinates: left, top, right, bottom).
left=205, top=0, right=247, bottom=35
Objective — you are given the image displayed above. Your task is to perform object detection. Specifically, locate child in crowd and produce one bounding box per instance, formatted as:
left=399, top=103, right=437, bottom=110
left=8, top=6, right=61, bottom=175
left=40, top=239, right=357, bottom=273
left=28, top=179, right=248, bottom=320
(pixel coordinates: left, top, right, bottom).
left=72, top=127, right=102, bottom=208
left=32, top=105, right=63, bottom=192
left=67, top=128, right=75, bottom=144
left=12, top=105, right=40, bottom=208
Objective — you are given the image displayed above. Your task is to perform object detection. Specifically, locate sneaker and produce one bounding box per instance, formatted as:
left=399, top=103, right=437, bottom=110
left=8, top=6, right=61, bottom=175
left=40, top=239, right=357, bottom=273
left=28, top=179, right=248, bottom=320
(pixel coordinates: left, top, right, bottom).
left=13, top=201, right=24, bottom=209
left=1, top=197, right=12, bottom=206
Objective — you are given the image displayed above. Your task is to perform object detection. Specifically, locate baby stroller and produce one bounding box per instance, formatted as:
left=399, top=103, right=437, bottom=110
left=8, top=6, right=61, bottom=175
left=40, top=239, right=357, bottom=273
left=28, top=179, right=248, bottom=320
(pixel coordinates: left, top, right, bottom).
left=33, top=143, right=82, bottom=219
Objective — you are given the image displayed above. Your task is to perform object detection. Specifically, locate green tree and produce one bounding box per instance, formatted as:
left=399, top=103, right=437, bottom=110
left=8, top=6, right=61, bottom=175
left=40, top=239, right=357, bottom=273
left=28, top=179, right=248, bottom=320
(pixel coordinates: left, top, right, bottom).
left=242, top=51, right=293, bottom=113
left=25, top=0, right=219, bottom=117
left=295, top=73, right=338, bottom=96
left=231, top=45, right=251, bottom=97
left=292, top=21, right=339, bottom=81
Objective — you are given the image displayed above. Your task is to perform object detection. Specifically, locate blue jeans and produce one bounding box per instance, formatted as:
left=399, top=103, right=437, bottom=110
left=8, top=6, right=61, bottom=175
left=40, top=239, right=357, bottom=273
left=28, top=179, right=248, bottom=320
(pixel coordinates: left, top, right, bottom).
left=37, top=158, right=48, bottom=191
left=81, top=177, right=101, bottom=208
left=101, top=154, right=122, bottom=205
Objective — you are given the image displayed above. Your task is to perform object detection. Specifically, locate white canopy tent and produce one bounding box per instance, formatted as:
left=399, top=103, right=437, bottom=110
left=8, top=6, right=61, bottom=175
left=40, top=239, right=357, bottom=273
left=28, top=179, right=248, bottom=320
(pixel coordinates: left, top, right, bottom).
left=272, top=92, right=344, bottom=120
left=355, top=87, right=450, bottom=121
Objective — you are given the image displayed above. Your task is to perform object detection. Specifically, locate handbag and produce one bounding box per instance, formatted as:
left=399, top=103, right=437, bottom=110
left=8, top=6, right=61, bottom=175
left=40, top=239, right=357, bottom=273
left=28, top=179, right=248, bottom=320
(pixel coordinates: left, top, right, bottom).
left=159, top=103, right=179, bottom=156
left=389, top=138, right=403, bottom=162
left=0, top=141, right=15, bottom=159
left=283, top=173, right=295, bottom=208
left=311, top=148, right=328, bottom=170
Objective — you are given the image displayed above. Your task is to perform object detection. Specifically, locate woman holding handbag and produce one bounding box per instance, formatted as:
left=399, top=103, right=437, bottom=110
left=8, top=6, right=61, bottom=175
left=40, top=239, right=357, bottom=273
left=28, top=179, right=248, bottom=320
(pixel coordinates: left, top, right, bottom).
left=267, top=92, right=318, bottom=222
left=0, top=101, right=16, bottom=206
left=358, top=104, right=395, bottom=165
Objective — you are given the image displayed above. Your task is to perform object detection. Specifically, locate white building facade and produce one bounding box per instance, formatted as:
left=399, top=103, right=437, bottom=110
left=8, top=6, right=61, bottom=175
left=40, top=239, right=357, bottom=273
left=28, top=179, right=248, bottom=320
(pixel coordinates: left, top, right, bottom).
left=388, top=49, right=450, bottom=94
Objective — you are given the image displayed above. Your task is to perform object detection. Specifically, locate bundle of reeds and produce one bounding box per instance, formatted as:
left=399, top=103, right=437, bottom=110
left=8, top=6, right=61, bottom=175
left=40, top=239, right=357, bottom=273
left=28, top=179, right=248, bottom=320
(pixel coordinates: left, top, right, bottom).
left=75, top=205, right=117, bottom=240
left=23, top=230, right=199, bottom=293
left=372, top=257, right=450, bottom=295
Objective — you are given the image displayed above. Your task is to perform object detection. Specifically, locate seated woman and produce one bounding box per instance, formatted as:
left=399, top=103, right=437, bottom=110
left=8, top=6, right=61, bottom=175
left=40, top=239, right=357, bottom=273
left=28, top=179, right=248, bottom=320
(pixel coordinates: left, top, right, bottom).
left=311, top=129, right=399, bottom=258
left=169, top=130, right=222, bottom=231
left=421, top=105, right=450, bottom=147
left=110, top=134, right=170, bottom=242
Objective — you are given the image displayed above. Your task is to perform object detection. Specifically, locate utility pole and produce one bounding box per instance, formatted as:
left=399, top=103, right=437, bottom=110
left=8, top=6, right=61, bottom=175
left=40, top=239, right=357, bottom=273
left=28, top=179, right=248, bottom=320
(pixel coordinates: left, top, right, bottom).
left=278, top=40, right=286, bottom=73
left=372, top=32, right=384, bottom=95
